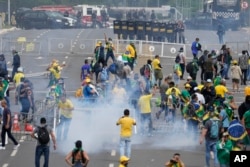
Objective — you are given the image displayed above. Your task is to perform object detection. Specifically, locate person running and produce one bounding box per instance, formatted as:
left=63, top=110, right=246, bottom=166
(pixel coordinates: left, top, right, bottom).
left=65, top=140, right=90, bottom=167
left=200, top=109, right=223, bottom=167
left=116, top=109, right=136, bottom=159
left=31, top=117, right=56, bottom=167
left=56, top=95, right=74, bottom=141
left=0, top=100, right=20, bottom=150
left=165, top=153, right=185, bottom=167
left=191, top=38, right=202, bottom=58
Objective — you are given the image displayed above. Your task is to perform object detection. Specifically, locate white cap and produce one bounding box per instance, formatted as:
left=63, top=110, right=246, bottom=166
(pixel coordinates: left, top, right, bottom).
left=17, top=67, right=23, bottom=72
left=187, top=76, right=192, bottom=80
left=207, top=79, right=212, bottom=83
left=194, top=87, right=199, bottom=91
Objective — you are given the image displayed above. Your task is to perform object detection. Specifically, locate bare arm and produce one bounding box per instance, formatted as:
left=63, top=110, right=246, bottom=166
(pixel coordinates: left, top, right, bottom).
left=50, top=131, right=57, bottom=150
left=65, top=151, right=73, bottom=166
left=83, top=151, right=90, bottom=166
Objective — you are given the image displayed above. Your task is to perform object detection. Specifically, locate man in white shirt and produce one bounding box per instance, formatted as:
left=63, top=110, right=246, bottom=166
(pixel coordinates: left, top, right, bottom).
left=194, top=87, right=205, bottom=105
left=178, top=47, right=186, bottom=80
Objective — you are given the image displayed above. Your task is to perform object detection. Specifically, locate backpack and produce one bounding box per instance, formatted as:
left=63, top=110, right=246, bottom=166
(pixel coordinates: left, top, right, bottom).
left=140, top=65, right=146, bottom=76
left=186, top=103, right=196, bottom=117
left=217, top=54, right=222, bottom=62
left=198, top=55, right=204, bottom=66
left=37, top=126, right=50, bottom=145
left=72, top=150, right=86, bottom=164
left=109, top=63, right=117, bottom=74
left=100, top=68, right=108, bottom=81
left=186, top=62, right=194, bottom=74
left=209, top=119, right=219, bottom=139
left=175, top=54, right=181, bottom=63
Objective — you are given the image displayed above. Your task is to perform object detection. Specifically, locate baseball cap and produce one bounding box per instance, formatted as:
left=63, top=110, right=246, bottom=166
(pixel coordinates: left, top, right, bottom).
left=207, top=79, right=212, bottom=83
left=187, top=76, right=192, bottom=80
left=185, top=83, right=191, bottom=88
left=222, top=132, right=229, bottom=136
left=194, top=87, right=200, bottom=91
left=120, top=156, right=129, bottom=162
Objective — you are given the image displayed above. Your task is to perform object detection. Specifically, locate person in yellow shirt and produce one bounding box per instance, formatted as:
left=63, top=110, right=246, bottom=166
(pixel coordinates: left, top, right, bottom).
left=165, top=153, right=185, bottom=167
left=152, top=55, right=163, bottom=87
left=126, top=41, right=137, bottom=71
left=165, top=81, right=181, bottom=97
left=116, top=109, right=136, bottom=159
left=56, top=95, right=74, bottom=141
left=138, top=86, right=156, bottom=136
left=119, top=156, right=129, bottom=167
left=13, top=67, right=25, bottom=86
left=215, top=80, right=233, bottom=101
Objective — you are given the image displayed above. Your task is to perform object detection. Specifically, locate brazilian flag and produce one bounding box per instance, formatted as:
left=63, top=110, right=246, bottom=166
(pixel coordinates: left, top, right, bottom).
left=182, top=103, right=204, bottom=119
left=228, top=120, right=250, bottom=145
left=155, top=97, right=161, bottom=107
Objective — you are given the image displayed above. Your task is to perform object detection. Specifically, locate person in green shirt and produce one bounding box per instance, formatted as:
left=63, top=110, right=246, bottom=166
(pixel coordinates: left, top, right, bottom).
left=216, top=132, right=233, bottom=167
left=242, top=109, right=250, bottom=138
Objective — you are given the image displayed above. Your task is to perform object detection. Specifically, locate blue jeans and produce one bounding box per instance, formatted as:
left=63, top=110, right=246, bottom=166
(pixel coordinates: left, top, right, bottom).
left=105, top=51, right=115, bottom=63
left=140, top=113, right=153, bottom=134
left=144, top=76, right=150, bottom=92
left=119, top=137, right=131, bottom=158
left=56, top=115, right=72, bottom=141
left=35, top=145, right=50, bottom=167
left=205, top=140, right=219, bottom=167
left=222, top=64, right=229, bottom=79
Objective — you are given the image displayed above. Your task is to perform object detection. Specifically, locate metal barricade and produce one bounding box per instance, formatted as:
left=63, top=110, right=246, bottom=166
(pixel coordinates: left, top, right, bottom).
left=226, top=41, right=250, bottom=55
left=1, top=37, right=42, bottom=56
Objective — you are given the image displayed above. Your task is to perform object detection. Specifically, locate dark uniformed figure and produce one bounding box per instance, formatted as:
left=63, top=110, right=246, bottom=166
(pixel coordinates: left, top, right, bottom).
left=113, top=20, right=122, bottom=40
left=150, top=10, right=156, bottom=21
left=145, top=21, right=152, bottom=41
left=166, top=22, right=175, bottom=43
left=177, top=20, right=185, bottom=44
left=173, top=21, right=178, bottom=43
left=159, top=22, right=166, bottom=42
left=136, top=21, right=146, bottom=40
left=121, top=21, right=128, bottom=40
left=152, top=21, right=160, bottom=42
left=127, top=21, right=136, bottom=40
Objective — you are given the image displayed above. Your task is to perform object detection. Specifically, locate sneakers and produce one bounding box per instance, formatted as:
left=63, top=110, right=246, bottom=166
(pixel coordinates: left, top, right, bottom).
left=13, top=144, right=20, bottom=150
left=0, top=146, right=6, bottom=150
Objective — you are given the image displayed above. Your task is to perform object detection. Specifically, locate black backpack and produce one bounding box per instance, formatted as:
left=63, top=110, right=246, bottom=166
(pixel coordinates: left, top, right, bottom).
left=72, top=150, right=86, bottom=164
left=37, top=126, right=50, bottom=145
left=186, top=103, right=196, bottom=117
left=140, top=65, right=146, bottom=76
left=186, top=62, right=193, bottom=73
left=175, top=54, right=181, bottom=63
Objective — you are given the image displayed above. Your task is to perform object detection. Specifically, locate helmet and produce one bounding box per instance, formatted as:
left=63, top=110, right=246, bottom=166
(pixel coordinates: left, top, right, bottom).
left=17, top=67, right=23, bottom=72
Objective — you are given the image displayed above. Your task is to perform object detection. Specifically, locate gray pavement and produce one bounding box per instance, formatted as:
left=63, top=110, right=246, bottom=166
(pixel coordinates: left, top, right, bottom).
left=0, top=27, right=250, bottom=167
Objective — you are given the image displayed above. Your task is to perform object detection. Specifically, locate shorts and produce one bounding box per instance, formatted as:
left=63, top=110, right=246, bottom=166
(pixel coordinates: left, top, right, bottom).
left=173, top=74, right=180, bottom=86
left=232, top=78, right=240, bottom=84
left=154, top=69, right=163, bottom=80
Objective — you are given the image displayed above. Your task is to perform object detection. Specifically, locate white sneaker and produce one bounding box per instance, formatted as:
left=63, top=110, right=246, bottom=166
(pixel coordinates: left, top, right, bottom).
left=13, top=144, right=20, bottom=150
left=0, top=146, right=6, bottom=150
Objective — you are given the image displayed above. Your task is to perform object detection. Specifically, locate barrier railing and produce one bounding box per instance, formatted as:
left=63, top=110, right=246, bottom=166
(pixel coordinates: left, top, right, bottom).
left=2, top=37, right=249, bottom=58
